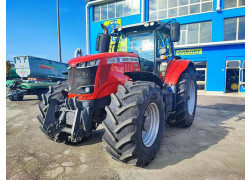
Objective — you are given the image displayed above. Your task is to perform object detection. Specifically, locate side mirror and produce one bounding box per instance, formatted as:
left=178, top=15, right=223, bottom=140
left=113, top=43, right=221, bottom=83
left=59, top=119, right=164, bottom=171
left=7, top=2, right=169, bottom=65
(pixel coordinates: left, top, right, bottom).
left=170, top=22, right=180, bottom=42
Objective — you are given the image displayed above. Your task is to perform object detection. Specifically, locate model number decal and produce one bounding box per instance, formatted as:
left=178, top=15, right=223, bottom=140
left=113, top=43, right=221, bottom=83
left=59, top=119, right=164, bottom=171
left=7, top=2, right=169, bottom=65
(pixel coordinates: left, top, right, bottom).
left=107, top=57, right=139, bottom=64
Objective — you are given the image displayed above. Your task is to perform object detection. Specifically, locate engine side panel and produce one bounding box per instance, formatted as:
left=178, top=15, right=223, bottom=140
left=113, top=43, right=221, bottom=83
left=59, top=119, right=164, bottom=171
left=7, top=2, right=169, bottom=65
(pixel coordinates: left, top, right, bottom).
left=164, top=59, right=195, bottom=85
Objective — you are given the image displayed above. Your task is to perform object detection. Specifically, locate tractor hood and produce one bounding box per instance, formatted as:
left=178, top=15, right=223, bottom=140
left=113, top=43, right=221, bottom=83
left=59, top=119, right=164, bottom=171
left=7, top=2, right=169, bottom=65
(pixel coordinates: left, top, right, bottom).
left=68, top=52, right=138, bottom=67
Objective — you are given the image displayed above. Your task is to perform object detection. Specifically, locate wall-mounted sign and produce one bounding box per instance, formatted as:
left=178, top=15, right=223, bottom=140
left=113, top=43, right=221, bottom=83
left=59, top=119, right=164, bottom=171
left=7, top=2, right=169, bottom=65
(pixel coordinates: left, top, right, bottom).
left=104, top=19, right=121, bottom=34
left=104, top=19, right=121, bottom=52
left=176, top=48, right=202, bottom=56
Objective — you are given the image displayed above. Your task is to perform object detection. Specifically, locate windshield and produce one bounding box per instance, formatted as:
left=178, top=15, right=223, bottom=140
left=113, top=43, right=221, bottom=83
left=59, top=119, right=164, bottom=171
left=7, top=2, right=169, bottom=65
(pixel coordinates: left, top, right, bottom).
left=112, top=27, right=171, bottom=72
left=116, top=30, right=154, bottom=71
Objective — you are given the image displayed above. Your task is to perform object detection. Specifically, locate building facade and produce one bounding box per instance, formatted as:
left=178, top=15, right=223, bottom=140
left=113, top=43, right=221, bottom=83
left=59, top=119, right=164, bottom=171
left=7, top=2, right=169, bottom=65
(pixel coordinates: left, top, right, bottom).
left=86, top=0, right=245, bottom=93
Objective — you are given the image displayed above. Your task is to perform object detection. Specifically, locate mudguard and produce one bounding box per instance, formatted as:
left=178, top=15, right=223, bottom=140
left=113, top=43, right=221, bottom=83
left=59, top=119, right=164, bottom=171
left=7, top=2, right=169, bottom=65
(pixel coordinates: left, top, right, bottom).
left=164, top=59, right=195, bottom=85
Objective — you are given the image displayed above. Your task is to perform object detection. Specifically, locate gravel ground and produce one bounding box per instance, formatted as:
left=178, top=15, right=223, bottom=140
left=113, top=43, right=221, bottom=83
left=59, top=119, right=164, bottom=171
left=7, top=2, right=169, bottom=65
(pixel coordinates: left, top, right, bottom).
left=6, top=95, right=245, bottom=180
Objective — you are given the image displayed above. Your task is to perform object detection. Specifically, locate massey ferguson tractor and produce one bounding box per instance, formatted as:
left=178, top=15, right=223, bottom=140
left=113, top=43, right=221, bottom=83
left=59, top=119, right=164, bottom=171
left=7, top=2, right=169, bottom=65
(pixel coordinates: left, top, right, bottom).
left=37, top=19, right=197, bottom=167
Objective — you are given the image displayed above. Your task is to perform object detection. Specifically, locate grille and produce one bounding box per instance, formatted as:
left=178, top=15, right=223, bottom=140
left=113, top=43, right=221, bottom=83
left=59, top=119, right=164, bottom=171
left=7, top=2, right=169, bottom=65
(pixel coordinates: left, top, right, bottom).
left=68, top=67, right=97, bottom=94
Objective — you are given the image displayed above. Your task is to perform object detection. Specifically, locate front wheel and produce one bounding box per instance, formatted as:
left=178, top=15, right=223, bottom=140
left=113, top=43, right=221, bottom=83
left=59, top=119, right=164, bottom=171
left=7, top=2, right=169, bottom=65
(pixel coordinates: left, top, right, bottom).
left=102, top=81, right=165, bottom=167
left=168, top=67, right=197, bottom=127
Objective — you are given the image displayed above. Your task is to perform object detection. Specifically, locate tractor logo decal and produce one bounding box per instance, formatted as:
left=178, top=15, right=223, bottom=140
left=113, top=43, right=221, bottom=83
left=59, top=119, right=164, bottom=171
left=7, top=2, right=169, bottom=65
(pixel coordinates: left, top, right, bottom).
left=39, top=63, right=54, bottom=70
left=107, top=57, right=139, bottom=64
left=107, top=58, right=117, bottom=64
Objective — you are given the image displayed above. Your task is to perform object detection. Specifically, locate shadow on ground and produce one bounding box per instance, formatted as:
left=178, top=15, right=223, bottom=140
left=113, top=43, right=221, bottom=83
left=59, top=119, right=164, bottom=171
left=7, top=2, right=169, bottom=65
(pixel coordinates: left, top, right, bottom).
left=71, top=101, right=244, bottom=170
left=75, top=129, right=105, bottom=146
left=145, top=102, right=244, bottom=169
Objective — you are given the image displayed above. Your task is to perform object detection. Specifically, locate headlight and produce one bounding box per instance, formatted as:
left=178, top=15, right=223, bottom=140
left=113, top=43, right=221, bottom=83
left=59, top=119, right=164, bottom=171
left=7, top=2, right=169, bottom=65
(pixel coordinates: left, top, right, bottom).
left=87, top=60, right=96, bottom=67
left=76, top=62, right=86, bottom=68
left=76, top=60, right=100, bottom=68
left=150, top=22, right=155, bottom=26
left=159, top=48, right=167, bottom=55
left=78, top=86, right=94, bottom=94
left=84, top=87, right=90, bottom=93
left=144, top=23, right=149, bottom=27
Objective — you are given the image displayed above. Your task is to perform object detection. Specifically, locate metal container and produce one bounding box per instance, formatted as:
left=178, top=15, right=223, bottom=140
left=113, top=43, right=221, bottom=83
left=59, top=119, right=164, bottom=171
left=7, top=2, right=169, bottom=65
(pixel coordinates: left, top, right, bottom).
left=14, top=56, right=68, bottom=79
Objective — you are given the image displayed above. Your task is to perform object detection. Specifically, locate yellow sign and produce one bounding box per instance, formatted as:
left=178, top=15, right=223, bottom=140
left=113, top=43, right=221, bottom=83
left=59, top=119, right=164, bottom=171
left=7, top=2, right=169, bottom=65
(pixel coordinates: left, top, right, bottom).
left=176, top=49, right=202, bottom=55
left=104, top=19, right=121, bottom=27
left=104, top=19, right=122, bottom=52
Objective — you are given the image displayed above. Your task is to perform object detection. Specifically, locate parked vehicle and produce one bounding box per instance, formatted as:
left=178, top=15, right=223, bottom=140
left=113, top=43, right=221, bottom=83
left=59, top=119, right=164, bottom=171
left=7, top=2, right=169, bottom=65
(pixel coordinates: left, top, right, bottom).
left=7, top=56, right=68, bottom=101
left=38, top=20, right=197, bottom=167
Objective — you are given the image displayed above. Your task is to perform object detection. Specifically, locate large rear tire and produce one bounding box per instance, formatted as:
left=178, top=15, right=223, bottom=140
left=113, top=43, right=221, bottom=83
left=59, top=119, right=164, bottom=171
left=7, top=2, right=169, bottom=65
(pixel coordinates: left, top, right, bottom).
left=102, top=81, right=165, bottom=167
left=168, top=67, right=197, bottom=127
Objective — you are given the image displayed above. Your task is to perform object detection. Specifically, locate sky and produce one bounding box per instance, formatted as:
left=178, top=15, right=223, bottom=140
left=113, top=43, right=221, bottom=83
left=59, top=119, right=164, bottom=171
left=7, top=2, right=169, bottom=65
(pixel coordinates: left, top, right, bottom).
left=6, top=0, right=87, bottom=63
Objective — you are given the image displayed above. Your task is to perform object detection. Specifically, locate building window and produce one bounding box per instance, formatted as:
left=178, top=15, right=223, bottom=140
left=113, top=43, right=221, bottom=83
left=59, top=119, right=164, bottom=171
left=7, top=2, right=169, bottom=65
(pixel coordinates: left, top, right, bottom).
left=240, top=60, right=245, bottom=89
left=224, top=0, right=245, bottom=9
left=176, top=21, right=212, bottom=45
left=224, top=16, right=245, bottom=41
left=93, top=0, right=140, bottom=22
left=149, top=0, right=213, bottom=20
left=194, top=61, right=207, bottom=91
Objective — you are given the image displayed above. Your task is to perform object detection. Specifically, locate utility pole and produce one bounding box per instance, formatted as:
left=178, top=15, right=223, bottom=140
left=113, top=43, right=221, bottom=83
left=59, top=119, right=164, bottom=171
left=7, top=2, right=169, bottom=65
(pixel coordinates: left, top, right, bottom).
left=56, top=0, right=62, bottom=62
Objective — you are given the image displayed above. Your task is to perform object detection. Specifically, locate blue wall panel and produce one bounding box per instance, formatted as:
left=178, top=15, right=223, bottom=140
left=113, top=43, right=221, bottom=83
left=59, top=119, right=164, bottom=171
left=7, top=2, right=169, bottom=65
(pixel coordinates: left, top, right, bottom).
left=88, top=1, right=245, bottom=93
left=90, top=14, right=141, bottom=54
left=176, top=44, right=245, bottom=92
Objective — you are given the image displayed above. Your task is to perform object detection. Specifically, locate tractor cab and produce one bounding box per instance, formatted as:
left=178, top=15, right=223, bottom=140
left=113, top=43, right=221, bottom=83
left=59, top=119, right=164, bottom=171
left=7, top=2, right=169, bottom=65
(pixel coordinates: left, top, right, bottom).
left=96, top=20, right=180, bottom=76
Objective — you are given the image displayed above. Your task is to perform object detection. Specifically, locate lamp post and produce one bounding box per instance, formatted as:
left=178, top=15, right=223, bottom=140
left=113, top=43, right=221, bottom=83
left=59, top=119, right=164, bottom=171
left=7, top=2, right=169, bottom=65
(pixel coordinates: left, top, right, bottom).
left=56, top=0, right=62, bottom=62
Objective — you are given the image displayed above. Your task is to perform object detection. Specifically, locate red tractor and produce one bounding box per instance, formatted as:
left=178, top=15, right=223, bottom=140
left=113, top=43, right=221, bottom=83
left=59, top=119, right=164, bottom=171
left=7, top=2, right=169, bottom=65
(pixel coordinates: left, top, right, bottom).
left=38, top=20, right=197, bottom=167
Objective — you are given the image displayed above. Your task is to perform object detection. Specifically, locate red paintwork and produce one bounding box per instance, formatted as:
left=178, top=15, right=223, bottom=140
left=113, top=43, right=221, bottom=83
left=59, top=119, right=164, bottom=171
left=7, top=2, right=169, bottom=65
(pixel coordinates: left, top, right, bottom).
left=39, top=64, right=54, bottom=70
left=67, top=52, right=140, bottom=100
left=68, top=52, right=138, bottom=67
left=164, top=59, right=193, bottom=85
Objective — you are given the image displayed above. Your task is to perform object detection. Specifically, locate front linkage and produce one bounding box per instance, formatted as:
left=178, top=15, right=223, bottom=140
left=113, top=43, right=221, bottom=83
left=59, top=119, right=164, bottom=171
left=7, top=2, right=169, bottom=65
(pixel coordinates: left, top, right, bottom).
left=38, top=82, right=106, bottom=143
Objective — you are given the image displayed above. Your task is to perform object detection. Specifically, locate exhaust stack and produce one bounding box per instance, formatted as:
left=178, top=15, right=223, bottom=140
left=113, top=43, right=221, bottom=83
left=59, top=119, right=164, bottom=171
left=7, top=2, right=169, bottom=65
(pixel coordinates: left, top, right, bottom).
left=96, top=24, right=111, bottom=53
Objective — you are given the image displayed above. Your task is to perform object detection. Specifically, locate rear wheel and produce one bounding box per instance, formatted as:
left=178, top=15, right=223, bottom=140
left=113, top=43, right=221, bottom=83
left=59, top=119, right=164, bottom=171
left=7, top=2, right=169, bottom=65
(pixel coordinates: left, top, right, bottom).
left=17, top=95, right=24, bottom=101
left=8, top=96, right=15, bottom=101
left=8, top=90, right=24, bottom=101
left=102, top=81, right=165, bottom=167
left=168, top=67, right=197, bottom=127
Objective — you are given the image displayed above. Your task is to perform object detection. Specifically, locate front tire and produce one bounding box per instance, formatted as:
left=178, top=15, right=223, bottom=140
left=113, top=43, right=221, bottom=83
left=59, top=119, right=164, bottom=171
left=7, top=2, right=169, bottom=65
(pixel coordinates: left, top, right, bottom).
left=102, top=81, right=165, bottom=167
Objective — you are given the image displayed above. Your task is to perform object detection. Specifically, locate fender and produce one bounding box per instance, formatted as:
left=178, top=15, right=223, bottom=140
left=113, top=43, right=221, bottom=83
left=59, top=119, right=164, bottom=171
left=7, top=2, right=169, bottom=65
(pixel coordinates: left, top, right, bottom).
left=124, top=72, right=163, bottom=89
left=164, top=59, right=195, bottom=85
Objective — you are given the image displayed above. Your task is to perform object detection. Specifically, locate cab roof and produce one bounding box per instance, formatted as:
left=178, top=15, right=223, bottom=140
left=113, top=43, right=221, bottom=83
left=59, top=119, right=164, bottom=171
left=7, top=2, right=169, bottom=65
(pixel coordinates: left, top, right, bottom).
left=113, top=21, right=164, bottom=34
